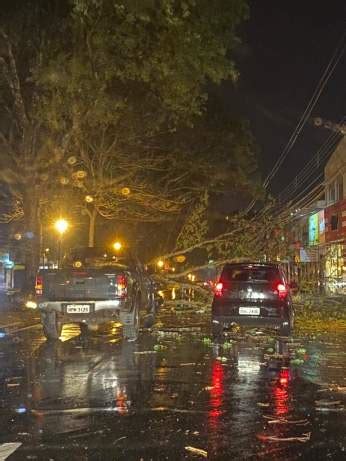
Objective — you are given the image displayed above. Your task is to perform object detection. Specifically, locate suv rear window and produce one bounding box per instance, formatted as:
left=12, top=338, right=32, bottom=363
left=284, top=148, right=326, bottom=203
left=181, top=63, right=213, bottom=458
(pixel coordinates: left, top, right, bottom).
left=222, top=265, right=279, bottom=282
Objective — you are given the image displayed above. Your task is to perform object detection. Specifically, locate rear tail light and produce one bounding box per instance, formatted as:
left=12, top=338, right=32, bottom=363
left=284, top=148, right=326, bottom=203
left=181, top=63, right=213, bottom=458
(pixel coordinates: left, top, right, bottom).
left=276, top=282, right=288, bottom=299
left=35, top=275, right=43, bottom=295
left=214, top=281, right=228, bottom=297
left=116, top=274, right=127, bottom=298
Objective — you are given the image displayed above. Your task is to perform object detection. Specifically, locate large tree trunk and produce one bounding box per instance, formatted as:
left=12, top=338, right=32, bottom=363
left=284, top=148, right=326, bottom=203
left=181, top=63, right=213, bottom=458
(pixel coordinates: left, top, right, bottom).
left=22, top=189, right=41, bottom=293
left=88, top=207, right=97, bottom=247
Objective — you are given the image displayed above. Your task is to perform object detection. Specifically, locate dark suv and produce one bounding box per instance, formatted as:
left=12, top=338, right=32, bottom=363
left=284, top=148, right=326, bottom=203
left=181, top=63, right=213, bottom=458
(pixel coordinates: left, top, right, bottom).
left=211, top=262, right=294, bottom=338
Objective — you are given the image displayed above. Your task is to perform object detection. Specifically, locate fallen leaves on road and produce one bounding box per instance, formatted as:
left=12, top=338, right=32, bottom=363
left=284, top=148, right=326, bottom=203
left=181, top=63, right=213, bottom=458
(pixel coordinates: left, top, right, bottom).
left=185, top=446, right=208, bottom=457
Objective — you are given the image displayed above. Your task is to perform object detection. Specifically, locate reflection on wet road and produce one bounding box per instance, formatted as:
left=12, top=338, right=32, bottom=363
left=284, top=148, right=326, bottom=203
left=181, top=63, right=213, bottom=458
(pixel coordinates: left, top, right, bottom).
left=0, top=308, right=345, bottom=460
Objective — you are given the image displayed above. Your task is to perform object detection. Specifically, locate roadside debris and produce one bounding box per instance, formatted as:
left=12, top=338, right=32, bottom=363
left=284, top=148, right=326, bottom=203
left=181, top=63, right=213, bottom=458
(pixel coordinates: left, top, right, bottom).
left=315, top=399, right=342, bottom=406
left=263, top=415, right=309, bottom=425
left=202, top=337, right=212, bottom=346
left=185, top=446, right=208, bottom=458
left=257, top=432, right=311, bottom=443
left=316, top=406, right=344, bottom=412
left=290, top=358, right=305, bottom=366
left=113, top=436, right=127, bottom=446
left=133, top=351, right=157, bottom=355
left=153, top=344, right=168, bottom=351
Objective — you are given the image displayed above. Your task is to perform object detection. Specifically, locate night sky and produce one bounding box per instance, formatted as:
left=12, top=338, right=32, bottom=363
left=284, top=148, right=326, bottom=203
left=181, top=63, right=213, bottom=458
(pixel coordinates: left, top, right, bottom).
left=220, top=0, right=346, bottom=196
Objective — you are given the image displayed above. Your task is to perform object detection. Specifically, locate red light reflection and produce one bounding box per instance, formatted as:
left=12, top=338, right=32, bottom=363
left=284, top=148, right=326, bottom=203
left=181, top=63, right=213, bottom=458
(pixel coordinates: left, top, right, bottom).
left=116, top=387, right=128, bottom=415
left=272, top=369, right=291, bottom=416
left=209, top=361, right=224, bottom=428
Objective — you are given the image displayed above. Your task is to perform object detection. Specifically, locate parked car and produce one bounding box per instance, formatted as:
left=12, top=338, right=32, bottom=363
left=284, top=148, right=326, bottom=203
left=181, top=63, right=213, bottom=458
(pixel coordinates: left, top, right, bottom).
left=211, top=262, right=294, bottom=338
left=35, top=247, right=158, bottom=342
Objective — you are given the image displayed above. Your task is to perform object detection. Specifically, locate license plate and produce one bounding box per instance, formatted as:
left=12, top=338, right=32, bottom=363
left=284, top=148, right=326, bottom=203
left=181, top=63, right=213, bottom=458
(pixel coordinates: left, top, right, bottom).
left=239, top=307, right=260, bottom=315
left=66, top=304, right=91, bottom=314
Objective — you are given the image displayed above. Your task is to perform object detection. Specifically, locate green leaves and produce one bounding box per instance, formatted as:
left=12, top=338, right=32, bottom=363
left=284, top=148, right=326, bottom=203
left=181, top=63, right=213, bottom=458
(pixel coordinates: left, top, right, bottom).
left=63, top=0, right=249, bottom=125
left=176, top=190, right=209, bottom=250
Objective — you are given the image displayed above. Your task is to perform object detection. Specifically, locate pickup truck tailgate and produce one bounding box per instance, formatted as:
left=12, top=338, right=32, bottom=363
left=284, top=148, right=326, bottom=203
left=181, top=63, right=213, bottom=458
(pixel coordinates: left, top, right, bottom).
left=40, top=269, right=124, bottom=301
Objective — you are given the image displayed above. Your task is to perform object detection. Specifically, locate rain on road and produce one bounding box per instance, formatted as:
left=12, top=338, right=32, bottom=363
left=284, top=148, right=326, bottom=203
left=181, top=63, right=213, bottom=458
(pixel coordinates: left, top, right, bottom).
left=0, top=304, right=345, bottom=460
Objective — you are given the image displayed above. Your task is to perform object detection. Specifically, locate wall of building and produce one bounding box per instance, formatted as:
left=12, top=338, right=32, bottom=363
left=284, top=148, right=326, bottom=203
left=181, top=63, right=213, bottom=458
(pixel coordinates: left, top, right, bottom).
left=324, top=137, right=346, bottom=292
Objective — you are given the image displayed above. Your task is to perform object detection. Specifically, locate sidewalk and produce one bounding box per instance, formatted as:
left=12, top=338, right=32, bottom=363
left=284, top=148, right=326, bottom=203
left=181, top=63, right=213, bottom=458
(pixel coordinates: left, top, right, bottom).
left=0, top=288, right=40, bottom=331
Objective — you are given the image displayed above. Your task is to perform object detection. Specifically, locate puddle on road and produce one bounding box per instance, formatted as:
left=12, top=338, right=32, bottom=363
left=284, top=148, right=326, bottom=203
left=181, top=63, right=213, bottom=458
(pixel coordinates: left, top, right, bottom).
left=0, top=306, right=345, bottom=459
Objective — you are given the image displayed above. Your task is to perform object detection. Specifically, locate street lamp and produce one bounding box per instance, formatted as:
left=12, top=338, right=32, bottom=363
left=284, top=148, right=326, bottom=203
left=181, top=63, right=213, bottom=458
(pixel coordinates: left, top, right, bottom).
left=157, top=259, right=164, bottom=269
left=54, top=219, right=69, bottom=235
left=54, top=218, right=69, bottom=268
left=113, top=241, right=122, bottom=251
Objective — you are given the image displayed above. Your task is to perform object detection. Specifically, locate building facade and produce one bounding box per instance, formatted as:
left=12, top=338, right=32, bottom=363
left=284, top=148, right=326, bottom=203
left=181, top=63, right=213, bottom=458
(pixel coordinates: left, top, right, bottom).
left=323, top=138, right=346, bottom=291
left=287, top=137, right=346, bottom=293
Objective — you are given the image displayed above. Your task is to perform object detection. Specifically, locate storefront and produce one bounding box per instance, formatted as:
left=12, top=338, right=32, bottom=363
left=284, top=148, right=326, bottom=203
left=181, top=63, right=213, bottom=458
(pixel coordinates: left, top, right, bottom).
left=324, top=199, right=346, bottom=294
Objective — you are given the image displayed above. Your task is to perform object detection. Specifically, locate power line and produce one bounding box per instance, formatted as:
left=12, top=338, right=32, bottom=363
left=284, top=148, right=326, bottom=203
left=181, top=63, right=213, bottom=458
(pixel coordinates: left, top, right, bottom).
left=277, top=120, right=344, bottom=203
left=279, top=181, right=325, bottom=224
left=285, top=173, right=324, bottom=211
left=263, top=30, right=346, bottom=188
left=245, top=28, right=346, bottom=214
left=281, top=115, right=345, bottom=194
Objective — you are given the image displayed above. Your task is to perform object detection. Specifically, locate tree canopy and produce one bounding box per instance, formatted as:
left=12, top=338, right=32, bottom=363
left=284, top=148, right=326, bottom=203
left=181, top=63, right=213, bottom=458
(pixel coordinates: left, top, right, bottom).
left=0, top=0, right=257, bottom=290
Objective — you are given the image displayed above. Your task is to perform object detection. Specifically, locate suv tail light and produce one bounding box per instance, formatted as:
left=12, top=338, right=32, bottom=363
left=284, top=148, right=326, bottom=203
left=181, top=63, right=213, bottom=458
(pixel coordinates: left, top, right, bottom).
left=116, top=274, right=127, bottom=298
left=275, top=282, right=288, bottom=300
left=35, top=275, right=43, bottom=295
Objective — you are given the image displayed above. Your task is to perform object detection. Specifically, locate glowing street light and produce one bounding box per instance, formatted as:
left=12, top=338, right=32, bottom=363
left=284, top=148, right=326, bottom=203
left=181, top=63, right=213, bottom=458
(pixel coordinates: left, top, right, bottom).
left=121, top=187, right=131, bottom=196
left=157, top=259, right=164, bottom=269
left=85, top=195, right=94, bottom=203
left=113, top=241, right=122, bottom=251
left=54, top=218, right=69, bottom=268
left=54, top=218, right=69, bottom=236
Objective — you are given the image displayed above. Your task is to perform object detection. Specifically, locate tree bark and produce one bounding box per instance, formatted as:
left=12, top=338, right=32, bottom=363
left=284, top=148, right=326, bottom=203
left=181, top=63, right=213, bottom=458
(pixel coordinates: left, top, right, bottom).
left=88, top=207, right=97, bottom=247
left=22, top=188, right=41, bottom=293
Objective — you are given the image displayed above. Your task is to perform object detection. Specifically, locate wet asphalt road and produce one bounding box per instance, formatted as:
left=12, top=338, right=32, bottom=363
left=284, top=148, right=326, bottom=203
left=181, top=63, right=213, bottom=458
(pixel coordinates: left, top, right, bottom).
left=0, top=305, right=345, bottom=460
